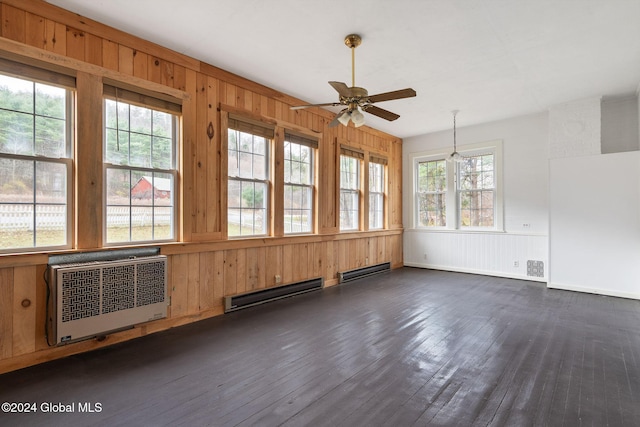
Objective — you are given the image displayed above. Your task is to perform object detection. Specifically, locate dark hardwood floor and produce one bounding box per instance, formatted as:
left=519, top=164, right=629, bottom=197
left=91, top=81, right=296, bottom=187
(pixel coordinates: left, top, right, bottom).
left=1, top=268, right=639, bottom=426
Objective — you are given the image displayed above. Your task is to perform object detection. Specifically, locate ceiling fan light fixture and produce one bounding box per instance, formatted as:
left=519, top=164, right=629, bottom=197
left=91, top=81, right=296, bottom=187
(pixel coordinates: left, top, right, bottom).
left=337, top=111, right=352, bottom=126
left=351, top=108, right=365, bottom=127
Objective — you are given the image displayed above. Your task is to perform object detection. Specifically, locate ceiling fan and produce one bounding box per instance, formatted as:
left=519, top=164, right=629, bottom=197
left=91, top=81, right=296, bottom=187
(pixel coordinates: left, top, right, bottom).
left=291, top=34, right=417, bottom=128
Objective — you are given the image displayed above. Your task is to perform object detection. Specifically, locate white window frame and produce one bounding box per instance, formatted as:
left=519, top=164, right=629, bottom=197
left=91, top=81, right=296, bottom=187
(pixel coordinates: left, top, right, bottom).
left=416, top=158, right=447, bottom=228
left=0, top=69, right=74, bottom=253
left=340, top=154, right=361, bottom=231
left=368, top=160, right=385, bottom=230
left=283, top=132, right=316, bottom=235
left=410, top=140, right=503, bottom=232
left=227, top=120, right=272, bottom=238
left=103, top=93, right=179, bottom=245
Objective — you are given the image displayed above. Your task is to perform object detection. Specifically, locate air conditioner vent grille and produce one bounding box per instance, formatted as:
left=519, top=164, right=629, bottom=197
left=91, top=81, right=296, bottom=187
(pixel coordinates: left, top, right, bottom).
left=137, top=261, right=166, bottom=307
left=103, top=264, right=136, bottom=314
left=61, top=269, right=100, bottom=322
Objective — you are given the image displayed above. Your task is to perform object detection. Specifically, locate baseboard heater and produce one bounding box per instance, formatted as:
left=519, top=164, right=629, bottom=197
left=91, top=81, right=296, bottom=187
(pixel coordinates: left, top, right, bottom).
left=338, top=262, right=391, bottom=283
left=47, top=255, right=168, bottom=345
left=225, top=277, right=324, bottom=313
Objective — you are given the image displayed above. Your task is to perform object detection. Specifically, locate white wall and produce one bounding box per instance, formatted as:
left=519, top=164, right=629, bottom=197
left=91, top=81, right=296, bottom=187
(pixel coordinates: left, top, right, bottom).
left=601, top=96, right=639, bottom=154
left=549, top=152, right=640, bottom=299
left=403, top=112, right=549, bottom=281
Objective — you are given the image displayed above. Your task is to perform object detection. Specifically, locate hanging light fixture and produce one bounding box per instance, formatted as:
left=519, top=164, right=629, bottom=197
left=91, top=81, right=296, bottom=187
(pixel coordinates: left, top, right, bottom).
left=448, top=109, right=463, bottom=163
left=351, top=107, right=365, bottom=127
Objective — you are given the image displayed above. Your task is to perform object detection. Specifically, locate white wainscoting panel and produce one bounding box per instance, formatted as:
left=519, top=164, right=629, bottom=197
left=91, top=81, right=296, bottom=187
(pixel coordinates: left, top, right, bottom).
left=404, top=229, right=548, bottom=282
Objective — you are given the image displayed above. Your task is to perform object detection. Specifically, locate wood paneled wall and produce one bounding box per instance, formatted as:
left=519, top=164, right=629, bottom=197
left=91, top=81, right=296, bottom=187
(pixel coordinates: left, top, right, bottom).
left=0, top=0, right=403, bottom=374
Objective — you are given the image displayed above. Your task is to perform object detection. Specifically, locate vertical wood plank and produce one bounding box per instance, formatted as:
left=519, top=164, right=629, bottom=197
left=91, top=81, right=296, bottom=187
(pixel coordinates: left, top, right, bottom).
left=311, top=242, right=322, bottom=278
left=66, top=27, right=85, bottom=61
left=224, top=249, right=237, bottom=296
left=246, top=247, right=258, bottom=291
left=325, top=241, right=336, bottom=280
left=338, top=240, right=349, bottom=272
left=25, top=12, right=45, bottom=49
left=256, top=246, right=266, bottom=289
left=132, top=49, right=148, bottom=79
left=272, top=127, right=285, bottom=237
left=194, top=72, right=208, bottom=234
left=12, top=266, right=36, bottom=356
left=169, top=254, right=189, bottom=317
left=118, top=45, right=134, bottom=75
left=173, top=65, right=187, bottom=91
left=147, top=56, right=162, bottom=84
left=101, top=39, right=118, bottom=70
left=265, top=245, right=282, bottom=289
left=206, top=76, right=220, bottom=234
left=0, top=268, right=14, bottom=359
left=282, top=245, right=294, bottom=284
left=236, top=249, right=246, bottom=294
left=84, top=33, right=102, bottom=66
left=187, top=253, right=200, bottom=314
left=161, top=60, right=174, bottom=88
left=75, top=72, right=103, bottom=249
left=45, top=19, right=66, bottom=55
left=220, top=109, right=229, bottom=238
left=181, top=69, right=197, bottom=241
left=2, top=4, right=26, bottom=43
left=213, top=251, right=225, bottom=303
left=34, top=264, right=47, bottom=351
left=199, top=252, right=215, bottom=311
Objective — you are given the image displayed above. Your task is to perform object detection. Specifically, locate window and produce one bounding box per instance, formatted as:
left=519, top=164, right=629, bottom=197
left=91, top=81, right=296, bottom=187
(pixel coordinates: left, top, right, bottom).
left=284, top=132, right=316, bottom=234
left=0, top=67, right=74, bottom=252
left=340, top=148, right=363, bottom=231
left=104, top=87, right=179, bottom=244
left=416, top=159, right=447, bottom=227
left=227, top=116, right=273, bottom=237
left=458, top=154, right=495, bottom=227
left=368, top=156, right=386, bottom=229
left=412, top=141, right=502, bottom=231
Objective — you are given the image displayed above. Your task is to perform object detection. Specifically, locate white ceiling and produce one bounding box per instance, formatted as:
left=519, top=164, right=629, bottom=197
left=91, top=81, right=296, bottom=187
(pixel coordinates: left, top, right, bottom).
left=45, top=0, right=640, bottom=138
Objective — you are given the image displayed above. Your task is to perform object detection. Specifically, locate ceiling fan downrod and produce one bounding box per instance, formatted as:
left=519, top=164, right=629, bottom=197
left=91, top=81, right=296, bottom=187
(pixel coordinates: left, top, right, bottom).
left=344, top=34, right=361, bottom=88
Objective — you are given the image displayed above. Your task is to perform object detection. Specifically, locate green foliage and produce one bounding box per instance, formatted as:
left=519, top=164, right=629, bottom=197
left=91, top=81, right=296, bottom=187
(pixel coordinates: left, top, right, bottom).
left=242, top=185, right=263, bottom=208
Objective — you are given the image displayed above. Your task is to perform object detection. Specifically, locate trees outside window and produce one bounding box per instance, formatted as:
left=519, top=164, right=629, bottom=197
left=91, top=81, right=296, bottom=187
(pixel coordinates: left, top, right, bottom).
left=0, top=72, right=73, bottom=251
left=340, top=154, right=360, bottom=230
left=227, top=118, right=271, bottom=237
left=104, top=94, right=178, bottom=244
left=284, top=133, right=315, bottom=234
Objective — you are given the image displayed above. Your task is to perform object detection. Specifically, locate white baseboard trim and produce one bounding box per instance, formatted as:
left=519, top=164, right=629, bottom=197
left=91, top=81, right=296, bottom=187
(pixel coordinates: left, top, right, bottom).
left=547, top=282, right=640, bottom=300
left=403, top=262, right=547, bottom=283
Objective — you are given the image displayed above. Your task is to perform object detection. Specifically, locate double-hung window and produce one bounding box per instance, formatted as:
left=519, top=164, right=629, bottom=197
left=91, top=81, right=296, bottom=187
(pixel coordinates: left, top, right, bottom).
left=413, top=141, right=502, bottom=230
left=227, top=116, right=272, bottom=237
left=284, top=132, right=316, bottom=234
left=368, top=156, right=386, bottom=230
left=416, top=159, right=447, bottom=227
left=0, top=64, right=74, bottom=252
left=339, top=147, right=363, bottom=231
left=458, top=153, right=495, bottom=227
left=104, top=86, right=179, bottom=244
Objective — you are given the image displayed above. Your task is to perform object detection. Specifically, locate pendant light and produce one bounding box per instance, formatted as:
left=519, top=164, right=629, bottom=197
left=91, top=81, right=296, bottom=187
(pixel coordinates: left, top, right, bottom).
left=448, top=109, right=463, bottom=163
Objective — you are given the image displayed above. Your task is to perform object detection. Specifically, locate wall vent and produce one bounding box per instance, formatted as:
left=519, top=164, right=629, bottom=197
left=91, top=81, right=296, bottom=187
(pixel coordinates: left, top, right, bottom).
left=47, top=255, right=167, bottom=345
left=338, top=262, right=391, bottom=283
left=527, top=260, right=545, bottom=278
left=225, top=277, right=324, bottom=313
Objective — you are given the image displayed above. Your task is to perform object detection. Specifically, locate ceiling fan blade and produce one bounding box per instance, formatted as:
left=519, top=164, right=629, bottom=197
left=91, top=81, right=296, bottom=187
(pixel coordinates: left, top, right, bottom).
left=362, top=105, right=400, bottom=121
left=367, top=88, right=416, bottom=103
left=290, top=102, right=342, bottom=110
left=328, top=81, right=352, bottom=98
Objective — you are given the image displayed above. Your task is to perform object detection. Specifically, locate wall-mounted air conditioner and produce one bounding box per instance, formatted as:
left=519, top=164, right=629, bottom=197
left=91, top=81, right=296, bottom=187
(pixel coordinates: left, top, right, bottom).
left=47, top=255, right=167, bottom=345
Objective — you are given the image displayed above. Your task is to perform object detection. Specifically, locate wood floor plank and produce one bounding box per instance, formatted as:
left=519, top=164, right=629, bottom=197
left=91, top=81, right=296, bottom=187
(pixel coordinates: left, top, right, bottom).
left=1, top=268, right=639, bottom=426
